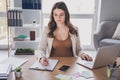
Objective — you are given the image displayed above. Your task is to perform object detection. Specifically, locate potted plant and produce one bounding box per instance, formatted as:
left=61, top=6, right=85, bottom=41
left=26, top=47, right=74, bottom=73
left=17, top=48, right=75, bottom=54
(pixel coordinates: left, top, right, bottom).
left=15, top=48, right=34, bottom=55
left=15, top=67, right=22, bottom=78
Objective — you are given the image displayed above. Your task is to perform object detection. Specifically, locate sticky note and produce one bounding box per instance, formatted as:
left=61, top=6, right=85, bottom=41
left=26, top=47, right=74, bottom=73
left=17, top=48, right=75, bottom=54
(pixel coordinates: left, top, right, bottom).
left=71, top=72, right=81, bottom=78
left=62, top=75, right=72, bottom=80
left=80, top=71, right=93, bottom=79
left=55, top=74, right=64, bottom=79
left=55, top=74, right=72, bottom=80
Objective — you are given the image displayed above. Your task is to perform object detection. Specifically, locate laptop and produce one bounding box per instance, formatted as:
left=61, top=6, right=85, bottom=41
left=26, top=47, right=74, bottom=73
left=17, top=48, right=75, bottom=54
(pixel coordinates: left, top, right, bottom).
left=77, top=45, right=120, bottom=69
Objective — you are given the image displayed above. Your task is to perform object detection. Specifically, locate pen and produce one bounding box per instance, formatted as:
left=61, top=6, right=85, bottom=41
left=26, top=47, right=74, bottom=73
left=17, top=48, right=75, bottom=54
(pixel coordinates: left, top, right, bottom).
left=107, top=64, right=111, bottom=68
left=113, top=61, right=117, bottom=68
left=107, top=64, right=111, bottom=78
left=45, top=57, right=49, bottom=65
left=107, top=63, right=120, bottom=78
left=109, top=64, right=120, bottom=78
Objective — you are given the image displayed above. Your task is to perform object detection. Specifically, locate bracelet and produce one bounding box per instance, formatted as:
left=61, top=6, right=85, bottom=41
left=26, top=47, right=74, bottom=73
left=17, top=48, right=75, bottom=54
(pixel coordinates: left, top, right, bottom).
left=80, top=53, right=84, bottom=57
left=39, top=57, right=45, bottom=62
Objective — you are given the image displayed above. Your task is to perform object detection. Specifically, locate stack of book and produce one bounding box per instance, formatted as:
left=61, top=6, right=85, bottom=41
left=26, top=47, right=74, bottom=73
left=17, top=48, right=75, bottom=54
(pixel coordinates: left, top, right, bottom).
left=14, top=35, right=27, bottom=41
left=0, top=64, right=12, bottom=80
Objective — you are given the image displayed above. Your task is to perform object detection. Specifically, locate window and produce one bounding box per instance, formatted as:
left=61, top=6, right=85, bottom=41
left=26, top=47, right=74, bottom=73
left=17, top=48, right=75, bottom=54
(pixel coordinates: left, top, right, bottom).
left=0, top=18, right=7, bottom=39
left=42, top=0, right=98, bottom=50
left=0, top=1, right=8, bottom=49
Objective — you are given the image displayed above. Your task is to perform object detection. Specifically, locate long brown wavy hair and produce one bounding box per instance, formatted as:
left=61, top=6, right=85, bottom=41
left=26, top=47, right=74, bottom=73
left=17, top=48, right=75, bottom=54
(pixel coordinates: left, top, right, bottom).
left=48, top=1, right=78, bottom=38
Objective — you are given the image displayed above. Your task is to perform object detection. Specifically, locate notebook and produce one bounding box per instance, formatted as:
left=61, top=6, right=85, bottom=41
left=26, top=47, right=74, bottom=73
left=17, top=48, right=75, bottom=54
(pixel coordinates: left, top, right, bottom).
left=77, top=45, right=120, bottom=69
left=30, top=59, right=59, bottom=71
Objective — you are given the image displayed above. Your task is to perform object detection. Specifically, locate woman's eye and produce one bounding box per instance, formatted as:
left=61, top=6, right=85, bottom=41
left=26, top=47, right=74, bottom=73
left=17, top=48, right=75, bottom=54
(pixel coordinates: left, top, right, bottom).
left=54, top=14, right=57, bottom=16
left=60, top=14, right=64, bottom=16
left=53, top=14, right=64, bottom=17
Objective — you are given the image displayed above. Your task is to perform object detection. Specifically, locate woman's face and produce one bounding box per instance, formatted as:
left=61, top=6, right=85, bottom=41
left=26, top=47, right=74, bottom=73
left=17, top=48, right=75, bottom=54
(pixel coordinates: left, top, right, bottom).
left=53, top=8, right=65, bottom=25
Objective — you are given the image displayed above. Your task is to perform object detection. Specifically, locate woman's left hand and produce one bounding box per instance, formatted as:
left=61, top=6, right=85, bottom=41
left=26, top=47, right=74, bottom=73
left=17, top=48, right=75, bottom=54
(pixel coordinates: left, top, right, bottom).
left=81, top=53, right=93, bottom=61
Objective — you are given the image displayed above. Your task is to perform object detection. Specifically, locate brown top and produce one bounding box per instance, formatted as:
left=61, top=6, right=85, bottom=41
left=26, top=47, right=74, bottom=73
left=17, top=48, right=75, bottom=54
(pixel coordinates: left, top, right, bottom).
left=50, top=36, right=73, bottom=57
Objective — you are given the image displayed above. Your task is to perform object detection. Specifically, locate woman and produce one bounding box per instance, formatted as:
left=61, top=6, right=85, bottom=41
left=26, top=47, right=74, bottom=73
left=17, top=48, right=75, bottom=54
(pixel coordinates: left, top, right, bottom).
left=39, top=1, right=92, bottom=66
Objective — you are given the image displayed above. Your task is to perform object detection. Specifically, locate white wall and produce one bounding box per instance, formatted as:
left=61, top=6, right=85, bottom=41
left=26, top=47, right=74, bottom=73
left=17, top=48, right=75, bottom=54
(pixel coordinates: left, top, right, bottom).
left=100, top=0, right=120, bottom=22
left=22, top=10, right=41, bottom=24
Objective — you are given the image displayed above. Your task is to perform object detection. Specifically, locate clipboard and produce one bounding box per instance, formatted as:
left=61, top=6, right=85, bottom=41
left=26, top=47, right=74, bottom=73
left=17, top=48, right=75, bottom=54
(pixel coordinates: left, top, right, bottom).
left=30, top=59, right=59, bottom=71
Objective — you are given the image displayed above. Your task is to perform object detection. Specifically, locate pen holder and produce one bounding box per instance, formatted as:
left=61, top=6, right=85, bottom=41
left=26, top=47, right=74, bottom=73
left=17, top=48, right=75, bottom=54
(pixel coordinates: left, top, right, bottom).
left=30, top=30, right=35, bottom=40
left=15, top=71, right=22, bottom=78
left=107, top=66, right=118, bottom=79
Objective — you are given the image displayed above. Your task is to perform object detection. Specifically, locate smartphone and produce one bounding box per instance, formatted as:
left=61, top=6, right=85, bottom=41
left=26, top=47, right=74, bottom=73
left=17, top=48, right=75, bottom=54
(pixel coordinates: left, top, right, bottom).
left=58, top=65, right=70, bottom=71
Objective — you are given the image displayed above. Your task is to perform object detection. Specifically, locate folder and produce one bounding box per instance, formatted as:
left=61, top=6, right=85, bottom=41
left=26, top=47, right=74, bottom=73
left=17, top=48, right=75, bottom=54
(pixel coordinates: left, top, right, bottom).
left=22, top=0, right=26, bottom=9
left=0, top=64, right=12, bottom=80
left=13, top=10, right=16, bottom=26
left=19, top=10, right=23, bottom=26
left=34, top=0, right=41, bottom=9
left=33, top=0, right=37, bottom=9
left=28, top=0, right=33, bottom=9
left=8, top=10, right=13, bottom=26
left=30, top=59, right=59, bottom=71
left=10, top=10, right=14, bottom=26
left=16, top=10, right=19, bottom=26
left=7, top=10, right=10, bottom=26
left=37, top=0, right=41, bottom=9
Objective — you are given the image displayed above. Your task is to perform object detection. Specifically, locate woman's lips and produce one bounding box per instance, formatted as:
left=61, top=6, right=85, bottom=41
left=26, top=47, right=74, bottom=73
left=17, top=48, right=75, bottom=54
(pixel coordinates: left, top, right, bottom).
left=57, top=20, right=61, bottom=22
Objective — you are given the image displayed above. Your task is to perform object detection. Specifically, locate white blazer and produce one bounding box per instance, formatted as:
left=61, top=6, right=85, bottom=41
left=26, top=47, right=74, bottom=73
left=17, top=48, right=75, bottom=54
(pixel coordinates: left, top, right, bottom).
left=38, top=27, right=83, bottom=59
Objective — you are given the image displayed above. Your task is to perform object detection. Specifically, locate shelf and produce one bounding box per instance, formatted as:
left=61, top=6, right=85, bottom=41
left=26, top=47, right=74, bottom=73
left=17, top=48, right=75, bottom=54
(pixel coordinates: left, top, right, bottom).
left=7, top=0, right=41, bottom=51
left=11, top=24, right=41, bottom=28
left=22, top=24, right=40, bottom=28
left=13, top=42, right=39, bottom=50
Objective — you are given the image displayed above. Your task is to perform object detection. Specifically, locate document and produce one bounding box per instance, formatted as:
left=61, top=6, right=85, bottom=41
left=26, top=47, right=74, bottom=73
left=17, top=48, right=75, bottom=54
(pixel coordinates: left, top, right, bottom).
left=30, top=59, right=59, bottom=71
left=0, top=64, right=12, bottom=77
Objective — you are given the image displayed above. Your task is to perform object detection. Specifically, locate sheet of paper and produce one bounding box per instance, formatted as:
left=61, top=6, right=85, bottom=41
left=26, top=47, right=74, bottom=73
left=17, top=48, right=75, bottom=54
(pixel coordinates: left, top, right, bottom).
left=30, top=59, right=59, bottom=71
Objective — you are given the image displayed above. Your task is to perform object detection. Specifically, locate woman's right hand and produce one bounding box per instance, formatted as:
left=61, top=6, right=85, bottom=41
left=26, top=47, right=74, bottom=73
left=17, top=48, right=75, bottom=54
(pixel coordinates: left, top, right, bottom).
left=39, top=57, right=49, bottom=66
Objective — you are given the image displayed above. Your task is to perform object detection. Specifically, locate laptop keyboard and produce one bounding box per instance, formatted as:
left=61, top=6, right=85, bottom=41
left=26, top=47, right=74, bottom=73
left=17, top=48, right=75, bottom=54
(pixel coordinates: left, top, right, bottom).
left=77, top=58, right=94, bottom=68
